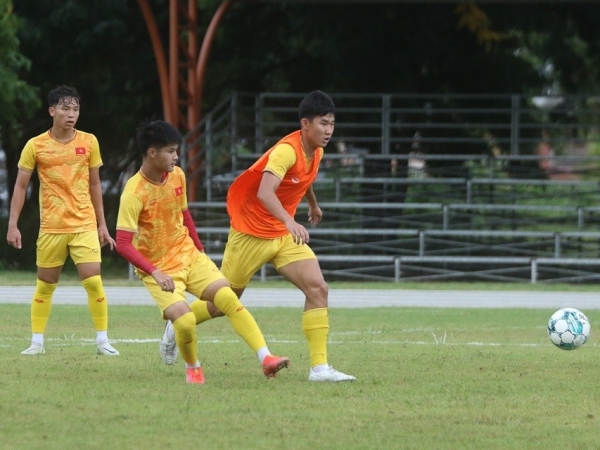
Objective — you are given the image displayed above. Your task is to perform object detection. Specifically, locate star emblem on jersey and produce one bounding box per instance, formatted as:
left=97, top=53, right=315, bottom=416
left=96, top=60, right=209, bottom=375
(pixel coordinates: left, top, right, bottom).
left=174, top=186, right=183, bottom=196
left=75, top=147, right=86, bottom=155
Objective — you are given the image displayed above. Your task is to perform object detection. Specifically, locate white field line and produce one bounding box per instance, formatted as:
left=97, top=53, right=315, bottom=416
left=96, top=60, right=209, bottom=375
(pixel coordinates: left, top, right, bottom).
left=0, top=336, right=587, bottom=348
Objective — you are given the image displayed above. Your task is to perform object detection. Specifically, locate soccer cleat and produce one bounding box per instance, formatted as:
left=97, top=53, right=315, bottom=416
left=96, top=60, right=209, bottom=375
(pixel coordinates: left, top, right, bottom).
left=20, top=343, right=45, bottom=355
left=159, top=320, right=178, bottom=365
left=262, top=354, right=290, bottom=378
left=186, top=367, right=205, bottom=384
left=97, top=340, right=120, bottom=356
left=308, top=365, right=356, bottom=382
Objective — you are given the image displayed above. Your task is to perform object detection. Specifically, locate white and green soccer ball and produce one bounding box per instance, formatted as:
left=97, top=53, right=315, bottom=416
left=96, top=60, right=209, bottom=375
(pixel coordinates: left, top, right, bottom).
left=547, top=308, right=591, bottom=350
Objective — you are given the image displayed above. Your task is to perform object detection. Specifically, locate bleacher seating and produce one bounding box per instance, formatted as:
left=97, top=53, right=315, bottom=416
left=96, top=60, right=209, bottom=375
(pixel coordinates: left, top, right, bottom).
left=190, top=198, right=600, bottom=283
left=182, top=93, right=600, bottom=283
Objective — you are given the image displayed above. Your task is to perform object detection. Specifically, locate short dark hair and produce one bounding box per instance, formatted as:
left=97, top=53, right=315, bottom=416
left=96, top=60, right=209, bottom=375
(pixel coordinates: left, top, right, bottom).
left=135, top=120, right=182, bottom=156
left=299, top=90, right=335, bottom=121
left=48, top=85, right=80, bottom=107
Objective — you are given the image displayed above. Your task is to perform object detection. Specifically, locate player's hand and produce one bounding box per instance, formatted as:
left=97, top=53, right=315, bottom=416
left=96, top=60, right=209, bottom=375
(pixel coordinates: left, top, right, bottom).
left=6, top=227, right=22, bottom=249
left=307, top=206, right=323, bottom=226
left=152, top=270, right=175, bottom=293
left=286, top=220, right=310, bottom=245
left=98, top=225, right=116, bottom=250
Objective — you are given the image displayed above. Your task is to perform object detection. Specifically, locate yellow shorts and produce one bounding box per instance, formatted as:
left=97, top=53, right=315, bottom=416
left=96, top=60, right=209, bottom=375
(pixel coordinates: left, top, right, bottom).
left=141, top=253, right=226, bottom=315
left=221, top=228, right=316, bottom=289
left=37, top=231, right=101, bottom=268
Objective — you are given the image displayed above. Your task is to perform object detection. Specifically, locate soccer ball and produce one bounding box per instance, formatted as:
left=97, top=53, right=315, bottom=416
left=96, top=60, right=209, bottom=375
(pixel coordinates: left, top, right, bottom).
left=547, top=308, right=591, bottom=350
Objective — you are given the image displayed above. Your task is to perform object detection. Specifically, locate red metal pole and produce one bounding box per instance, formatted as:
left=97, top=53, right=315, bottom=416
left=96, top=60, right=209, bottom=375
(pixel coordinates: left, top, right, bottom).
left=187, top=0, right=234, bottom=200
left=136, top=0, right=174, bottom=123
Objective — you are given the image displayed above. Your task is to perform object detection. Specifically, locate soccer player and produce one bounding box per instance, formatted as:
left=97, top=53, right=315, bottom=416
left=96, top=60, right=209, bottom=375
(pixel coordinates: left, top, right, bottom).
left=6, top=85, right=119, bottom=356
left=115, top=120, right=289, bottom=384
left=163, top=90, right=355, bottom=382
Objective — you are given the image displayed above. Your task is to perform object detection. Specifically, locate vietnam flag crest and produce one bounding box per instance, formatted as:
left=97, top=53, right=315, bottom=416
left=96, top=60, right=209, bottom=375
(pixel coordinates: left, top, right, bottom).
left=75, top=147, right=86, bottom=155
left=174, top=186, right=183, bottom=196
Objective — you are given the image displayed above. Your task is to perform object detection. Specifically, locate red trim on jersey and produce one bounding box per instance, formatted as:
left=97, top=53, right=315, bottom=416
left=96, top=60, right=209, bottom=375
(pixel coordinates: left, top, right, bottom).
left=182, top=209, right=204, bottom=252
left=115, top=230, right=157, bottom=275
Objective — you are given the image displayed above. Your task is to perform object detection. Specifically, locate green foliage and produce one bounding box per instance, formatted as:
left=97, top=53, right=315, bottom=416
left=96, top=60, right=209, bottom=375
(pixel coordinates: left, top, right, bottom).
left=1, top=304, right=600, bottom=449
left=13, top=0, right=163, bottom=157
left=0, top=204, right=38, bottom=269
left=507, top=4, right=600, bottom=95
left=4, top=1, right=600, bottom=270
left=0, top=0, right=39, bottom=147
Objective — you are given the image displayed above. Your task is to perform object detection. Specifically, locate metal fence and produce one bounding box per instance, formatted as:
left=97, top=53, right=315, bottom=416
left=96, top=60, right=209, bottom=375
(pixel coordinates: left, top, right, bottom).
left=181, top=93, right=600, bottom=283
left=182, top=92, right=600, bottom=198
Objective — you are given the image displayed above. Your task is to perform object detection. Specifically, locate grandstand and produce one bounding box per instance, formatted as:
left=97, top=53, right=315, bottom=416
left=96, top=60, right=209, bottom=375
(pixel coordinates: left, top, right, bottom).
left=182, top=93, right=600, bottom=283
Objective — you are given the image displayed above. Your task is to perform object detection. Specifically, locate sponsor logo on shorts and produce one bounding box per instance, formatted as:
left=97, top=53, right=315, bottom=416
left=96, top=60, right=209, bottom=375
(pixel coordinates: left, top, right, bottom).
left=75, top=147, right=86, bottom=155
left=236, top=306, right=245, bottom=312
left=291, top=177, right=300, bottom=183
left=96, top=297, right=105, bottom=303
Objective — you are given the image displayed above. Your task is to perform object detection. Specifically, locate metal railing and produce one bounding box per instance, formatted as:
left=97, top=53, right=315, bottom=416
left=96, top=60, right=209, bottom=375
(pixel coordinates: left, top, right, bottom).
left=202, top=252, right=600, bottom=284
left=182, top=92, right=600, bottom=199
left=181, top=93, right=600, bottom=283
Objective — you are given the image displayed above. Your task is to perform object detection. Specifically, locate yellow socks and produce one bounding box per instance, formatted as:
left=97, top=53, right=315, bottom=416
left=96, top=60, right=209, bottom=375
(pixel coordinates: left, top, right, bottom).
left=172, top=312, right=198, bottom=365
left=81, top=275, right=108, bottom=331
left=302, top=308, right=330, bottom=367
left=189, top=299, right=214, bottom=325
left=213, top=287, right=266, bottom=353
left=31, top=279, right=57, bottom=333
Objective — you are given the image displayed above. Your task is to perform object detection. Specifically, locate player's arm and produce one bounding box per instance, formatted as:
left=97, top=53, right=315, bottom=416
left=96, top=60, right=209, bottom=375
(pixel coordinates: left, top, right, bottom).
left=258, top=172, right=310, bottom=245
left=89, top=167, right=115, bottom=250
left=115, top=230, right=157, bottom=274
left=182, top=209, right=204, bottom=252
left=115, top=230, right=175, bottom=292
left=6, top=169, right=32, bottom=249
left=114, top=192, right=149, bottom=269
left=304, top=185, right=322, bottom=226
left=257, top=172, right=290, bottom=224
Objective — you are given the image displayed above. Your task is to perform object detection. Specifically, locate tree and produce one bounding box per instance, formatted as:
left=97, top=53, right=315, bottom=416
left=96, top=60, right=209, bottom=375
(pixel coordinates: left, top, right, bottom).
left=0, top=0, right=40, bottom=184
left=5, top=0, right=600, bottom=264
left=0, top=0, right=40, bottom=269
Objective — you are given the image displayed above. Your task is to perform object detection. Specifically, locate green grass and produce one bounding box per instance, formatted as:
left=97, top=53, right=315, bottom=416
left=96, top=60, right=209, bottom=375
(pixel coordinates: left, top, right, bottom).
left=1, top=304, right=599, bottom=449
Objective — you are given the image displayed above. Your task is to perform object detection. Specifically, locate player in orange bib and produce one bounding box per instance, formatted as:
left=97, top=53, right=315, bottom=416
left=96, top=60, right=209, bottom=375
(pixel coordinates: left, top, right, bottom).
left=163, top=90, right=355, bottom=382
left=115, top=120, right=289, bottom=384
left=6, top=85, right=119, bottom=356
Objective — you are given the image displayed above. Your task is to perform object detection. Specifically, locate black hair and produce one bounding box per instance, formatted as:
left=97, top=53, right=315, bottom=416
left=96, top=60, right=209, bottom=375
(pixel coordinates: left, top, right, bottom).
left=48, top=85, right=80, bottom=107
left=299, top=90, right=335, bottom=121
left=135, top=120, right=182, bottom=157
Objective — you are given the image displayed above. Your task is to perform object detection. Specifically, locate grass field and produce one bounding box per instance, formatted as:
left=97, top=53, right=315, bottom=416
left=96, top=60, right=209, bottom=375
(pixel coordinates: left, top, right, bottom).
left=1, top=302, right=600, bottom=450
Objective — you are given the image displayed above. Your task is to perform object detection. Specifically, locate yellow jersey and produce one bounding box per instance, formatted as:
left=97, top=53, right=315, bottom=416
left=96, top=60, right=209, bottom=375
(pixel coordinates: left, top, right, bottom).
left=18, top=129, right=102, bottom=233
left=116, top=166, right=198, bottom=274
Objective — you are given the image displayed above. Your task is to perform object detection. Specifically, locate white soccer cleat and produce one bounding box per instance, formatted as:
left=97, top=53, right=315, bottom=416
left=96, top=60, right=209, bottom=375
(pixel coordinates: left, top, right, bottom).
left=21, top=343, right=45, bottom=355
left=159, top=320, right=178, bottom=365
left=97, top=340, right=120, bottom=356
left=308, top=365, right=356, bottom=382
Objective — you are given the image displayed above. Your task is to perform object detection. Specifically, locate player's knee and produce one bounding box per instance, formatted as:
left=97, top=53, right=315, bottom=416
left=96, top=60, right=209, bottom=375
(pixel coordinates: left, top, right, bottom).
left=212, top=286, right=241, bottom=316
left=36, top=278, right=58, bottom=295
left=81, top=275, right=104, bottom=295
left=207, top=301, right=225, bottom=318
left=310, top=280, right=328, bottom=299
left=305, top=280, right=329, bottom=307
left=173, top=311, right=197, bottom=338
